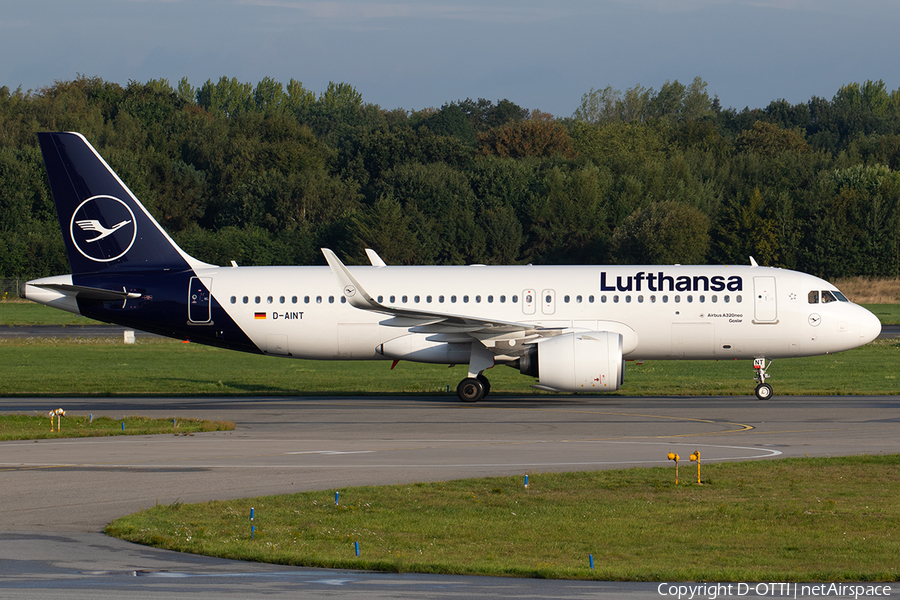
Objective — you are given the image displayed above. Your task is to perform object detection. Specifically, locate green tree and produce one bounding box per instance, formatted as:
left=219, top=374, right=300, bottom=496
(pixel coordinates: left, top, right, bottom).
left=610, top=201, right=710, bottom=264
left=477, top=119, right=577, bottom=159
left=527, top=165, right=611, bottom=264
left=351, top=195, right=426, bottom=265
left=735, top=121, right=809, bottom=157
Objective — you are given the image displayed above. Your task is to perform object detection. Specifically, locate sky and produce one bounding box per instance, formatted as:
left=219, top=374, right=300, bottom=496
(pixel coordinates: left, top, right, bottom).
left=2, top=0, right=899, bottom=118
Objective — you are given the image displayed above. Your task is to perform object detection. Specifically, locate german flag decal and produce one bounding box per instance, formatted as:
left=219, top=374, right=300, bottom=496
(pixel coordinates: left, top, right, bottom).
left=254, top=312, right=266, bottom=319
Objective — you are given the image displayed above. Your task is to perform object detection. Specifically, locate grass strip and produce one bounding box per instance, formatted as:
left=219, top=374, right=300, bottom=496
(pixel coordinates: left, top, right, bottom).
left=0, top=413, right=234, bottom=440
left=0, top=337, right=897, bottom=397
left=861, top=304, right=900, bottom=326
left=106, top=454, right=900, bottom=581
left=0, top=301, right=102, bottom=326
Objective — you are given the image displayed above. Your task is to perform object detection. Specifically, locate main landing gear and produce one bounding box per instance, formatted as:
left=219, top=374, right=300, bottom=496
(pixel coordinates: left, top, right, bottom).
left=753, top=357, right=774, bottom=400
left=456, top=341, right=494, bottom=402
left=457, top=374, right=491, bottom=402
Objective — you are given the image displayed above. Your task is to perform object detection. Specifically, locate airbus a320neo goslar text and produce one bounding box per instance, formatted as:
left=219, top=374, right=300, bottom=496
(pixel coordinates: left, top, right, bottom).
left=21, top=132, right=882, bottom=402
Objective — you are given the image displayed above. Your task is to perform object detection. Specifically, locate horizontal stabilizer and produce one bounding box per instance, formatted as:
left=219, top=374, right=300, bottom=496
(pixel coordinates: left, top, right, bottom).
left=31, top=283, right=141, bottom=301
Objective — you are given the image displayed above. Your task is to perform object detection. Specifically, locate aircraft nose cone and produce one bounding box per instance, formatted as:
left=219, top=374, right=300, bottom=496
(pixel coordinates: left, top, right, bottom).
left=859, top=308, right=882, bottom=344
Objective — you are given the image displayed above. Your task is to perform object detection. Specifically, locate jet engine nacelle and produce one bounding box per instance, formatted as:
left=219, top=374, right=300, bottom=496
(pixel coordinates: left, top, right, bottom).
left=519, top=331, right=624, bottom=393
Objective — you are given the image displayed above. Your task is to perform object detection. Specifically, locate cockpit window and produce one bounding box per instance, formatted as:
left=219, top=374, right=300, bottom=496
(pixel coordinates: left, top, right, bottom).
left=833, top=290, right=849, bottom=302
left=821, top=290, right=837, bottom=303
left=808, top=291, right=819, bottom=304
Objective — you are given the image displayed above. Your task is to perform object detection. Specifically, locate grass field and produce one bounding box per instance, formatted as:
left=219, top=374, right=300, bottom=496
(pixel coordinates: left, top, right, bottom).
left=0, top=413, right=234, bottom=440
left=106, top=454, right=900, bottom=581
left=0, top=300, right=101, bottom=326
left=0, top=336, right=897, bottom=397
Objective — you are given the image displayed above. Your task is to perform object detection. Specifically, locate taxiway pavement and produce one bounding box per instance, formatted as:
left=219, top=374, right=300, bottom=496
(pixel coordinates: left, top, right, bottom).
left=1, top=394, right=898, bottom=598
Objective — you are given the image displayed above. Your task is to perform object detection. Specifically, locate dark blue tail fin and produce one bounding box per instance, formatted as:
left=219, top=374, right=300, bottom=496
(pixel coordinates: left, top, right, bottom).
left=38, top=132, right=203, bottom=275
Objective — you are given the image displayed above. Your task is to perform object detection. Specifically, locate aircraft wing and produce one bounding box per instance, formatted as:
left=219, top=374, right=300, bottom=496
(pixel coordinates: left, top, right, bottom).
left=322, top=249, right=549, bottom=337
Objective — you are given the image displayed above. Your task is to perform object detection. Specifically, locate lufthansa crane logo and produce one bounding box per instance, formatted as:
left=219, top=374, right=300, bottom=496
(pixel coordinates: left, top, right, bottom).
left=69, top=196, right=137, bottom=262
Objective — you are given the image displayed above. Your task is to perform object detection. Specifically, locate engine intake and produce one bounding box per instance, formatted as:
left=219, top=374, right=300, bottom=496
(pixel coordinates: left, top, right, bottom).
left=516, top=331, right=624, bottom=393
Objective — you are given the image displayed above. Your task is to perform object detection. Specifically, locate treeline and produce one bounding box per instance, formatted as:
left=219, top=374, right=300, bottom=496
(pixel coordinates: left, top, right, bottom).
left=1, top=75, right=899, bottom=279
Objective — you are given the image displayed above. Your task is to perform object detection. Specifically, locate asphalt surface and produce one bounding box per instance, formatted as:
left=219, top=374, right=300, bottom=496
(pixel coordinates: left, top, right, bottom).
left=1, top=394, right=899, bottom=599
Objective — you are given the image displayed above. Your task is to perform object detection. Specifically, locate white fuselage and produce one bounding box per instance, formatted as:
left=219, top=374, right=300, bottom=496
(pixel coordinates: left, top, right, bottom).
left=195, top=263, right=881, bottom=363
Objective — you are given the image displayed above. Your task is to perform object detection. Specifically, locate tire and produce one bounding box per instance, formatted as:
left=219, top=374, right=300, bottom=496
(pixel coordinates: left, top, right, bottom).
left=457, top=378, right=485, bottom=403
left=754, top=383, right=774, bottom=400
left=476, top=374, right=491, bottom=397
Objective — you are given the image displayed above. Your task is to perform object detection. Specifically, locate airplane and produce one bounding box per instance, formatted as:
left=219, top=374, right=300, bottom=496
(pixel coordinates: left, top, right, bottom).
left=21, top=132, right=883, bottom=402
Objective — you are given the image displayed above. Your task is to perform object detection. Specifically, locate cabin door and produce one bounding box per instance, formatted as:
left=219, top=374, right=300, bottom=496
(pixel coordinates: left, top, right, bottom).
left=753, top=276, right=778, bottom=323
left=188, top=277, right=212, bottom=324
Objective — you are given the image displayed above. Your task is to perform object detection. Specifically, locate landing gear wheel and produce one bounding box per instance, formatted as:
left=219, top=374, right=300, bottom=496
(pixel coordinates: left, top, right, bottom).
left=457, top=378, right=485, bottom=403
left=476, top=374, right=491, bottom=398
left=752, top=358, right=773, bottom=400
left=754, top=383, right=773, bottom=400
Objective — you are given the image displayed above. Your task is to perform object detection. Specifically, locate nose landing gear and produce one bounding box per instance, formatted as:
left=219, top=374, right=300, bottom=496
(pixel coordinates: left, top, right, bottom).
left=753, top=358, right=773, bottom=400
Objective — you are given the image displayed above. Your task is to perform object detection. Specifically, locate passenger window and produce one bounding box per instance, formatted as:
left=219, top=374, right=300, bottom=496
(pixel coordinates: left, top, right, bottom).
left=242, top=296, right=249, bottom=304
left=500, top=295, right=506, bottom=303
left=390, top=295, right=396, bottom=303
left=711, top=295, right=717, bottom=303
left=439, top=295, right=445, bottom=303
left=724, top=295, right=730, bottom=303
left=463, top=295, right=470, bottom=303
left=601, top=295, right=607, bottom=303
left=475, top=295, right=481, bottom=303
left=822, top=290, right=837, bottom=303
left=427, top=295, right=432, bottom=303
left=377, top=295, right=383, bottom=303
left=414, top=295, right=420, bottom=303
left=512, top=295, right=519, bottom=303
left=292, top=296, right=297, bottom=304
left=267, top=296, right=273, bottom=304
left=736, top=295, right=743, bottom=303
left=340, top=297, right=346, bottom=304
left=564, top=295, right=570, bottom=303
left=613, top=295, right=619, bottom=303
left=488, top=295, right=493, bottom=303
left=637, top=295, right=644, bottom=303
left=451, top=295, right=457, bottom=303
left=650, top=295, right=656, bottom=303
left=662, top=295, right=669, bottom=303
left=674, top=296, right=681, bottom=303
left=255, top=296, right=261, bottom=304
left=230, top=296, right=236, bottom=304
left=589, top=295, right=595, bottom=303
left=279, top=296, right=285, bottom=304
left=304, top=296, right=310, bottom=304
left=316, top=296, right=322, bottom=304
left=808, top=290, right=819, bottom=304
left=402, top=295, right=408, bottom=303
left=699, top=295, right=705, bottom=303
left=626, top=295, right=631, bottom=303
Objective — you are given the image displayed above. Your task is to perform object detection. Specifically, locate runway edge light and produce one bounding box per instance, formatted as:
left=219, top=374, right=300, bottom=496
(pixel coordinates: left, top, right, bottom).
left=690, top=451, right=702, bottom=485
left=667, top=453, right=680, bottom=485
